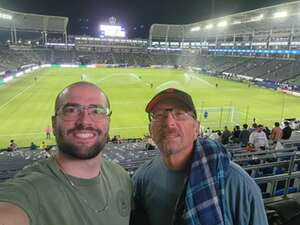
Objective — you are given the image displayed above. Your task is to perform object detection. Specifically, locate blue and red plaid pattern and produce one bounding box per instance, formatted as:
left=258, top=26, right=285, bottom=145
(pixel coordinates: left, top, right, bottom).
left=174, top=138, right=230, bottom=225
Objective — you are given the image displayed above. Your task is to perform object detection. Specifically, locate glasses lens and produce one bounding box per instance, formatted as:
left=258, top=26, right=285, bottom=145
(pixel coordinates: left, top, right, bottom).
left=150, top=108, right=192, bottom=121
left=62, top=105, right=80, bottom=120
left=88, top=106, right=110, bottom=121
left=60, top=104, right=111, bottom=121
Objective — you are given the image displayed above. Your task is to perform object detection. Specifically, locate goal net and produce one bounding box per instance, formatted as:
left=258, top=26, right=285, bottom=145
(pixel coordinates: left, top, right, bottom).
left=197, top=106, right=241, bottom=130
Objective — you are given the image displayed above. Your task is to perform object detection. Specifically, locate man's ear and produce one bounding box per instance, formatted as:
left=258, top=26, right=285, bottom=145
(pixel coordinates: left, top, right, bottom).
left=51, top=116, right=56, bottom=136
left=194, top=120, right=200, bottom=139
left=148, top=123, right=152, bottom=137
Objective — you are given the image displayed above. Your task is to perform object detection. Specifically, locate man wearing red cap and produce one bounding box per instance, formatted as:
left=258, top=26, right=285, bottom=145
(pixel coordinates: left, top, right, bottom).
left=132, top=88, right=268, bottom=225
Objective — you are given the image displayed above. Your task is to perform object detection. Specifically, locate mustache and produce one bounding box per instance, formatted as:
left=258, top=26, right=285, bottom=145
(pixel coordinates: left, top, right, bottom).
left=67, top=126, right=102, bottom=135
left=158, top=128, right=180, bottom=138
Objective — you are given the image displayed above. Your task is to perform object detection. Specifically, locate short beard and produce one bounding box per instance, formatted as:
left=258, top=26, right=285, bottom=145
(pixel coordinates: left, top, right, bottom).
left=56, top=127, right=107, bottom=160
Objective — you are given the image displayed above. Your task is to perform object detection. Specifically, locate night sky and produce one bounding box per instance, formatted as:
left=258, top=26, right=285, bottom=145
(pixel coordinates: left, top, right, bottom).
left=0, top=0, right=297, bottom=38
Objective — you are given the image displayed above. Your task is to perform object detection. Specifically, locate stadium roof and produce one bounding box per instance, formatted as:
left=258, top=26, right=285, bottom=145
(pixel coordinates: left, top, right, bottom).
left=149, top=1, right=300, bottom=41
left=0, top=7, right=68, bottom=33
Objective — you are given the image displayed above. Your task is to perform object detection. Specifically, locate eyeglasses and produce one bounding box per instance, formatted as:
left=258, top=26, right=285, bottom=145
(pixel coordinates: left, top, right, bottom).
left=149, top=108, right=195, bottom=122
left=56, top=103, right=112, bottom=121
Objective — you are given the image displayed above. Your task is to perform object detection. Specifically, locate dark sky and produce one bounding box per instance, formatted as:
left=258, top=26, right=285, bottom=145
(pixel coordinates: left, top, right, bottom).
left=0, top=0, right=297, bottom=38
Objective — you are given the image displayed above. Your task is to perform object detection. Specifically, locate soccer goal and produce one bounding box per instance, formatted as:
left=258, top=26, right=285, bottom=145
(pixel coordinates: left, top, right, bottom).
left=197, top=106, right=242, bottom=130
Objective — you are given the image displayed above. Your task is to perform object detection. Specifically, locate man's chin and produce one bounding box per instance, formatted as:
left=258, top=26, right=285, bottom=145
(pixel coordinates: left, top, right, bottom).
left=159, top=142, right=182, bottom=155
left=57, top=141, right=104, bottom=160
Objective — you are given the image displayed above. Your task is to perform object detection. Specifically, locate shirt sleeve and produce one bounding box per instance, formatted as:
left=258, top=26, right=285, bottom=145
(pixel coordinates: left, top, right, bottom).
left=0, top=177, right=39, bottom=225
left=131, top=166, right=150, bottom=225
left=248, top=132, right=255, bottom=145
left=225, top=162, right=269, bottom=225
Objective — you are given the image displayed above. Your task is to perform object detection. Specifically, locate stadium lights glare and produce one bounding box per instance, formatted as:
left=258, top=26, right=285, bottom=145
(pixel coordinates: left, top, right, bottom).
left=217, top=21, right=228, bottom=28
left=190, top=26, right=201, bottom=32
left=251, top=14, right=264, bottom=22
left=205, top=24, right=213, bottom=29
left=273, top=11, right=288, bottom=18
left=0, top=12, right=13, bottom=20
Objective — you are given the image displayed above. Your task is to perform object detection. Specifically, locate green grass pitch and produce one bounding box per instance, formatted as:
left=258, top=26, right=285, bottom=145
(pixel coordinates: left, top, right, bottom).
left=0, top=67, right=299, bottom=149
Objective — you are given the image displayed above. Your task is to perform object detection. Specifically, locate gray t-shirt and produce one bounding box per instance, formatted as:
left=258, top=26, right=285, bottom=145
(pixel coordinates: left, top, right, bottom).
left=0, top=158, right=132, bottom=225
left=132, top=156, right=268, bottom=225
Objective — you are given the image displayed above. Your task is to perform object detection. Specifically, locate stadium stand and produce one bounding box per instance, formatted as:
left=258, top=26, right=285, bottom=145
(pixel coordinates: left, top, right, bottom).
left=1, top=2, right=300, bottom=223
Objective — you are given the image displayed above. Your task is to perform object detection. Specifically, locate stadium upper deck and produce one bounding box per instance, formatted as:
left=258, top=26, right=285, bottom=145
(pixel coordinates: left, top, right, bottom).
left=1, top=1, right=300, bottom=56
left=0, top=7, right=68, bottom=45
left=149, top=1, right=300, bottom=55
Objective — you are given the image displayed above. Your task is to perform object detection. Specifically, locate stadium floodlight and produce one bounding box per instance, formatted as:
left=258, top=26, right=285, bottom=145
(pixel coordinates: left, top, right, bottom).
left=205, top=24, right=213, bottom=29
left=232, top=20, right=241, bottom=25
left=190, top=26, right=201, bottom=32
left=217, top=21, right=227, bottom=28
left=251, top=14, right=264, bottom=22
left=273, top=11, right=287, bottom=19
left=0, top=12, right=13, bottom=20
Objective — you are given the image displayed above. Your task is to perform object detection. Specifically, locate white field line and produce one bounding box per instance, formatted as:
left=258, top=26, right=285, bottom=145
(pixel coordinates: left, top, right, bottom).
left=192, top=75, right=214, bottom=87
left=98, top=73, right=141, bottom=82
left=0, top=132, right=44, bottom=137
left=0, top=84, right=35, bottom=111
left=0, top=74, right=46, bottom=112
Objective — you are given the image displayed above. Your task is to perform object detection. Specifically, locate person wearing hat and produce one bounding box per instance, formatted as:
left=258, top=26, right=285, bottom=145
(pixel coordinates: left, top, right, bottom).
left=131, top=88, right=268, bottom=225
left=282, top=121, right=292, bottom=140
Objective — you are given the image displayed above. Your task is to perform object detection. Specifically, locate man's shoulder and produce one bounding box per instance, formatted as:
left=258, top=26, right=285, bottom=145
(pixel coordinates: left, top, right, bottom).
left=102, top=158, right=131, bottom=180
left=199, top=138, right=228, bottom=153
left=132, top=156, right=160, bottom=181
left=226, top=161, right=260, bottom=192
left=4, top=159, right=59, bottom=188
left=103, top=158, right=126, bottom=170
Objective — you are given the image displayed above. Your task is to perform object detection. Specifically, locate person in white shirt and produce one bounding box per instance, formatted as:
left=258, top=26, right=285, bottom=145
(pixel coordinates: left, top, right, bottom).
left=248, top=124, right=269, bottom=150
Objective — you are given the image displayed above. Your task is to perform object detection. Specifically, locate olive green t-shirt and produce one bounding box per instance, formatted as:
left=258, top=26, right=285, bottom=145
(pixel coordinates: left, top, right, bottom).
left=0, top=158, right=132, bottom=225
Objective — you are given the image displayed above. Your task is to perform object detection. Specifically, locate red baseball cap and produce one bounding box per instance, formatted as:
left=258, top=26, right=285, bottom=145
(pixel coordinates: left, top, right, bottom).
left=145, top=88, right=197, bottom=119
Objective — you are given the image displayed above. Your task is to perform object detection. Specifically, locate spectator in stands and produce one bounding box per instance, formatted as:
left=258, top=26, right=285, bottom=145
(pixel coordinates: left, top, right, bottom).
left=208, top=130, right=221, bottom=142
left=30, top=142, right=38, bottom=150
left=40, top=141, right=47, bottom=150
left=248, top=124, right=269, bottom=151
left=203, top=127, right=212, bottom=137
left=111, top=135, right=122, bottom=144
left=249, top=123, right=258, bottom=133
left=132, top=88, right=268, bottom=225
left=145, top=137, right=156, bottom=150
left=221, top=126, right=231, bottom=145
left=270, top=122, right=283, bottom=146
left=263, top=126, right=271, bottom=140
left=7, top=139, right=17, bottom=152
left=231, top=125, right=241, bottom=143
left=0, top=81, right=132, bottom=225
left=282, top=121, right=292, bottom=140
left=239, top=124, right=250, bottom=147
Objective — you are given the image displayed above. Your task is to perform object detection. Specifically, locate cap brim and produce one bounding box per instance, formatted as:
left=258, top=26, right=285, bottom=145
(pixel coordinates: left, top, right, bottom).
left=146, top=93, right=191, bottom=113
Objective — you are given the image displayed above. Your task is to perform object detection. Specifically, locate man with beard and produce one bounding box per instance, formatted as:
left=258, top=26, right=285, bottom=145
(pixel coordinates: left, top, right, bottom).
left=131, top=88, right=268, bottom=225
left=0, top=82, right=132, bottom=225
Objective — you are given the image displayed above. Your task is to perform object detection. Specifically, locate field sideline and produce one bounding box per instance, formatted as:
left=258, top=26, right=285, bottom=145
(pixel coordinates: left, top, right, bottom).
left=0, top=67, right=299, bottom=149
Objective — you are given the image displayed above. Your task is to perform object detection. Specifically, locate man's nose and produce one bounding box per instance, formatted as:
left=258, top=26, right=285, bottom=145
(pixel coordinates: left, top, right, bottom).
left=163, top=111, right=176, bottom=127
left=77, top=108, right=93, bottom=125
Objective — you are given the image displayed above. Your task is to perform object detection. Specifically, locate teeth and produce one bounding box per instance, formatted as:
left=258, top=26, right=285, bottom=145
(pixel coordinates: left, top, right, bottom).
left=76, top=133, right=94, bottom=138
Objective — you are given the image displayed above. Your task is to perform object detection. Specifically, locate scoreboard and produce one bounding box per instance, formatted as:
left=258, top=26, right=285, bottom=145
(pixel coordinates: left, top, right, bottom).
left=99, top=24, right=126, bottom=38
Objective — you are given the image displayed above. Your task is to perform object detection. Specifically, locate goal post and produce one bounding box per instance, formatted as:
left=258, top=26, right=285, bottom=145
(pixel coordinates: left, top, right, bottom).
left=197, top=106, right=242, bottom=130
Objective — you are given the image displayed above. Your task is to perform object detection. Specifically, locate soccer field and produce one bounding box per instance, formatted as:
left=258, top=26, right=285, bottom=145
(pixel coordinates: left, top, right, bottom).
left=0, top=67, right=299, bottom=149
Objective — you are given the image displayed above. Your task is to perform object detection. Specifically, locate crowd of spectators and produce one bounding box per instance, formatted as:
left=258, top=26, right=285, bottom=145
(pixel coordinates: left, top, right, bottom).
left=203, top=121, right=294, bottom=151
